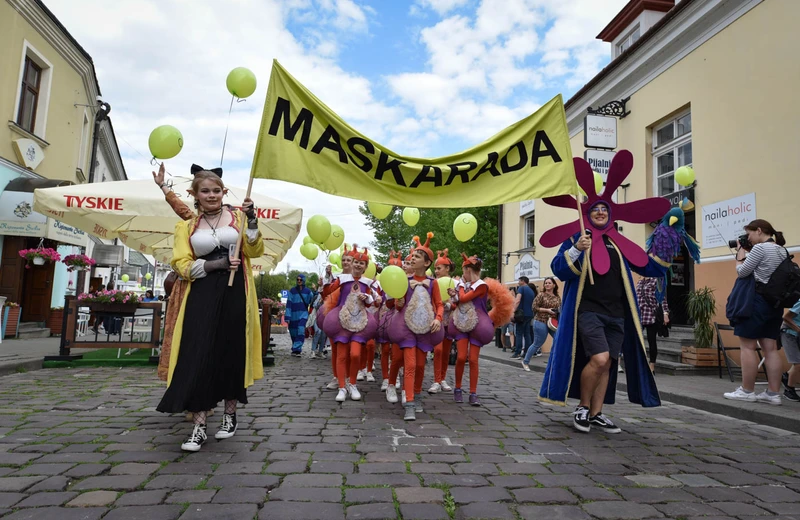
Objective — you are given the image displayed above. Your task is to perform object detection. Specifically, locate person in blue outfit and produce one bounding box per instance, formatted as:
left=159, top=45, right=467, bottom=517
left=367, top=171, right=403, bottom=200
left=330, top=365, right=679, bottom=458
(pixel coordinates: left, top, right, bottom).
left=539, top=201, right=670, bottom=434
left=286, top=274, right=314, bottom=357
left=511, top=277, right=535, bottom=359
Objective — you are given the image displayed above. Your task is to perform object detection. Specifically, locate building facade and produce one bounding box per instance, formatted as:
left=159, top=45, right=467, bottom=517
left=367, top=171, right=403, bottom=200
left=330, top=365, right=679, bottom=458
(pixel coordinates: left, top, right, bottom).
left=501, top=0, right=799, bottom=326
left=0, top=0, right=126, bottom=331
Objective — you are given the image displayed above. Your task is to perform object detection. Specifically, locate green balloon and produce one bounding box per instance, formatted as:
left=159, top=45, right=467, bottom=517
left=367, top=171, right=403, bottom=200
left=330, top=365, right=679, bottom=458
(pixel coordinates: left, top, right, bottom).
left=148, top=125, right=183, bottom=160
left=226, top=67, right=257, bottom=99
left=594, top=172, right=604, bottom=195
left=145, top=272, right=152, bottom=280
left=300, top=243, right=318, bottom=260
left=302, top=236, right=314, bottom=245
left=121, top=274, right=130, bottom=282
left=402, top=207, right=420, bottom=226
left=453, top=213, right=477, bottom=242
left=364, top=262, right=377, bottom=279
left=368, top=201, right=393, bottom=219
left=323, top=224, right=344, bottom=251
left=307, top=215, right=332, bottom=244
left=329, top=252, right=342, bottom=268
left=381, top=265, right=409, bottom=299
left=675, top=166, right=695, bottom=187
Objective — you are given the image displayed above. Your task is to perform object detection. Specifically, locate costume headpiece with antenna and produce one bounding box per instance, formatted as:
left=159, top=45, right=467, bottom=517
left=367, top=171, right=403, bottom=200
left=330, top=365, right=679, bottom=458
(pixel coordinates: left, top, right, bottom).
left=344, top=244, right=370, bottom=263
left=388, top=250, right=403, bottom=267
left=412, top=232, right=435, bottom=262
left=405, top=245, right=416, bottom=263
left=435, top=248, right=454, bottom=266
left=461, top=252, right=481, bottom=269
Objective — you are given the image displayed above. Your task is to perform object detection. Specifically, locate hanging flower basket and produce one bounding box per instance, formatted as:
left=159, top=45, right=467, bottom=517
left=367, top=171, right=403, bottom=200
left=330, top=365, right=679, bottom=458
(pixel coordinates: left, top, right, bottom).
left=78, top=290, right=141, bottom=317
left=62, top=254, right=96, bottom=272
left=19, top=247, right=61, bottom=269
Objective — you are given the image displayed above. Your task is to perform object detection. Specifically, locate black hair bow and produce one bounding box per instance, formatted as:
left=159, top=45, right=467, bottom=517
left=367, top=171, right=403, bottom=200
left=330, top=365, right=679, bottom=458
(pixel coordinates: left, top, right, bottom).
left=190, top=164, right=223, bottom=178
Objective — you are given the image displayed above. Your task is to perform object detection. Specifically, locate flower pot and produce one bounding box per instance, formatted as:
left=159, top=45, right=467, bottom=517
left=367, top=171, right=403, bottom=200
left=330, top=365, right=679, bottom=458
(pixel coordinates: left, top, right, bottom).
left=47, top=309, right=64, bottom=336
left=88, top=302, right=139, bottom=317
left=32, top=257, right=45, bottom=266
left=3, top=307, right=21, bottom=339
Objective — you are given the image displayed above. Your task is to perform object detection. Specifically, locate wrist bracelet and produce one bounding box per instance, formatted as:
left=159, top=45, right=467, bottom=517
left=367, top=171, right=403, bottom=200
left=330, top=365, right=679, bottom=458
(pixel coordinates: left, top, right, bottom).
left=160, top=183, right=168, bottom=189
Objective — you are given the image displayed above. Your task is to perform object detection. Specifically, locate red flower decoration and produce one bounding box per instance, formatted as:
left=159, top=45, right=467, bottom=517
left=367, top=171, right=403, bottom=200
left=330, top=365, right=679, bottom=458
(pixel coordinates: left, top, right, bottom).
left=539, top=150, right=669, bottom=275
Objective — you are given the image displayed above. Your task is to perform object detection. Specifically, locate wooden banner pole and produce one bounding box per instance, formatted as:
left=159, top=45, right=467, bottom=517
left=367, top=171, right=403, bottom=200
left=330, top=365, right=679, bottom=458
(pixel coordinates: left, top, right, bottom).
left=576, top=190, right=595, bottom=285
left=228, top=174, right=255, bottom=286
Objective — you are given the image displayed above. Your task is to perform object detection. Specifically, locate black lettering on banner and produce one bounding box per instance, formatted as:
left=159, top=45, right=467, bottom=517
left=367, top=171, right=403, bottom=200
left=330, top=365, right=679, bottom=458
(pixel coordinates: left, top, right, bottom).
left=267, top=97, right=314, bottom=149
left=346, top=137, right=375, bottom=172
left=374, top=151, right=407, bottom=187
left=444, top=161, right=478, bottom=186
left=531, top=130, right=562, bottom=166
left=500, top=141, right=528, bottom=174
left=411, top=165, right=443, bottom=188
left=311, top=125, right=348, bottom=164
left=471, top=152, right=501, bottom=181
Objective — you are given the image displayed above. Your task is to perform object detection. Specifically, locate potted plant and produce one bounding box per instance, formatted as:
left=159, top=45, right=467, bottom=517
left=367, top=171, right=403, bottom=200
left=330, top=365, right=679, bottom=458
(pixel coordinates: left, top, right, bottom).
left=3, top=302, right=21, bottom=339
left=77, top=289, right=141, bottom=316
left=62, top=254, right=96, bottom=272
left=18, top=247, right=61, bottom=268
left=261, top=298, right=284, bottom=316
left=681, top=287, right=718, bottom=366
left=48, top=306, right=64, bottom=336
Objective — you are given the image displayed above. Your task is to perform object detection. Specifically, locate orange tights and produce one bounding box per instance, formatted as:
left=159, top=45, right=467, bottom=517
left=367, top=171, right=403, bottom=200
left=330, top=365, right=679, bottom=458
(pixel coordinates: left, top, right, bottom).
left=389, top=346, right=425, bottom=403
left=455, top=339, right=480, bottom=394
left=388, top=344, right=404, bottom=385
left=433, top=339, right=452, bottom=383
left=362, top=340, right=376, bottom=373
left=380, top=343, right=391, bottom=379
left=336, top=341, right=363, bottom=388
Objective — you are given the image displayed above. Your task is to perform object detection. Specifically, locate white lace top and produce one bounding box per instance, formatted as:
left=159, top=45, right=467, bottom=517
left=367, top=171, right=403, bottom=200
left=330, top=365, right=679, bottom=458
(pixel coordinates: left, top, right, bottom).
left=189, top=226, right=259, bottom=279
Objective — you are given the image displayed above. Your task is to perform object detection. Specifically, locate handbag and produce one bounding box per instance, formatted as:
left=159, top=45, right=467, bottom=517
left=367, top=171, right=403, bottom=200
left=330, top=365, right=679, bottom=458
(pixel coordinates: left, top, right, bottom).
left=655, top=303, right=670, bottom=338
left=513, top=308, right=525, bottom=324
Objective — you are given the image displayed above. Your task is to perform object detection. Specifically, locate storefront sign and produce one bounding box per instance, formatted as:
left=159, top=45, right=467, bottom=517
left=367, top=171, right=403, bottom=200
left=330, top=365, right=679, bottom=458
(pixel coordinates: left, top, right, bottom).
left=584, top=115, right=617, bottom=150
left=583, top=149, right=616, bottom=182
left=519, top=199, right=535, bottom=216
left=513, top=253, right=540, bottom=280
left=701, top=192, right=756, bottom=249
left=11, top=139, right=45, bottom=170
left=665, top=187, right=695, bottom=210
left=0, top=191, right=86, bottom=246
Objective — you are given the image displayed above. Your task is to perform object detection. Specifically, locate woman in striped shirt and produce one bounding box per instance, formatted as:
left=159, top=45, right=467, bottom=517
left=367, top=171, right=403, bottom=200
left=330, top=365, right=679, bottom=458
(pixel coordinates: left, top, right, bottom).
left=724, top=219, right=787, bottom=406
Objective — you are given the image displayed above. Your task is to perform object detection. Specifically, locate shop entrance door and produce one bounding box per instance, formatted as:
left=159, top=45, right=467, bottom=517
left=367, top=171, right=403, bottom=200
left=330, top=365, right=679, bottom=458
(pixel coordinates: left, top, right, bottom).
left=666, top=216, right=696, bottom=326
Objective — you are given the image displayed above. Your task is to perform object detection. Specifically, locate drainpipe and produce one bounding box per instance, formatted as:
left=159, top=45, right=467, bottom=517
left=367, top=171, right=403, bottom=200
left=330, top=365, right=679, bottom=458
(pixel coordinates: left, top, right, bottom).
left=87, top=101, right=111, bottom=184
left=497, top=204, right=504, bottom=283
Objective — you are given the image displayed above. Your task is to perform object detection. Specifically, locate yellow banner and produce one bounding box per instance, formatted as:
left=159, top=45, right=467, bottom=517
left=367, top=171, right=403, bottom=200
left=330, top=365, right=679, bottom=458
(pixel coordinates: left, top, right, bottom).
left=251, top=60, right=578, bottom=208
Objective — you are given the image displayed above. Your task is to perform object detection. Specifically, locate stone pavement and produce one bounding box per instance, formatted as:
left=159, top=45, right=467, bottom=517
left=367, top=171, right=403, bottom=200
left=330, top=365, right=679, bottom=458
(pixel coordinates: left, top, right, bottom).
left=0, top=336, right=799, bottom=519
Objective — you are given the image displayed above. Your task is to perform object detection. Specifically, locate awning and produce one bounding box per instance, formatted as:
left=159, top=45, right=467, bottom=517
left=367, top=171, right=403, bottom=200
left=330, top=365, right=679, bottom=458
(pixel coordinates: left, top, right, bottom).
left=0, top=182, right=88, bottom=246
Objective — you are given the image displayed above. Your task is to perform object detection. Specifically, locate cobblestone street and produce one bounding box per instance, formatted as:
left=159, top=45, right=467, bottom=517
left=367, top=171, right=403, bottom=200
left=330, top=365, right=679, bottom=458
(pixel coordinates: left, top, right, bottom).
left=0, top=337, right=799, bottom=520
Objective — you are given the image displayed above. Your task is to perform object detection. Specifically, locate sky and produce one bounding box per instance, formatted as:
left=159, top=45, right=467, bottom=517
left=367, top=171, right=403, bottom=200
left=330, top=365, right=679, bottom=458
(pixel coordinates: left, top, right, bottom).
left=45, top=0, right=626, bottom=275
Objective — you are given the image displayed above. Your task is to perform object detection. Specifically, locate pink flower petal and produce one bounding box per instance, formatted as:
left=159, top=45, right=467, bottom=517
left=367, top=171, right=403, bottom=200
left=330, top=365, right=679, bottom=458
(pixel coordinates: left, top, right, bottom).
left=539, top=221, right=581, bottom=248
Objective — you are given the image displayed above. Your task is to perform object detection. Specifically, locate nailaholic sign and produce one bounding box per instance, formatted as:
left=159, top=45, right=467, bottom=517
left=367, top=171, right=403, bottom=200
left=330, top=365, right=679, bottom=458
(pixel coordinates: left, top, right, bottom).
left=584, top=115, right=617, bottom=150
left=701, top=192, right=756, bottom=249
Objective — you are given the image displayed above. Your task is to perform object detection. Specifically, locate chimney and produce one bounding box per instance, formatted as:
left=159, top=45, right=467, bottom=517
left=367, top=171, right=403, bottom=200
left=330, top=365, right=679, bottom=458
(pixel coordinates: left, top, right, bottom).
left=597, top=0, right=676, bottom=59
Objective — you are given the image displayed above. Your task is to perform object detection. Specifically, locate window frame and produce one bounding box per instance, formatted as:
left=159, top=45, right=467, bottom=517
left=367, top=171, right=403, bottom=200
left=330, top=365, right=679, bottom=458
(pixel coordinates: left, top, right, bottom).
left=12, top=41, right=54, bottom=140
left=17, top=56, right=43, bottom=133
left=652, top=110, right=692, bottom=197
left=616, top=24, right=641, bottom=57
left=524, top=215, right=535, bottom=248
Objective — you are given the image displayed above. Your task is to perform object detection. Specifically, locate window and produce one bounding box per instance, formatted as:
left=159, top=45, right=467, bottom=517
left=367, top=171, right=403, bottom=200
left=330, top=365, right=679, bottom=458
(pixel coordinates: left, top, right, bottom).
left=17, top=57, right=42, bottom=133
left=616, top=25, right=641, bottom=57
left=525, top=216, right=535, bottom=248
left=653, top=111, right=692, bottom=196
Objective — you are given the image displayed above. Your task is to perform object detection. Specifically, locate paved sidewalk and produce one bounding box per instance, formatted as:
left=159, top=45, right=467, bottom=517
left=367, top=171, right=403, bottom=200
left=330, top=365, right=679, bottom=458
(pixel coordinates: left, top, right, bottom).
left=0, top=337, right=58, bottom=376
left=480, top=342, right=800, bottom=435
left=0, top=336, right=797, bottom=519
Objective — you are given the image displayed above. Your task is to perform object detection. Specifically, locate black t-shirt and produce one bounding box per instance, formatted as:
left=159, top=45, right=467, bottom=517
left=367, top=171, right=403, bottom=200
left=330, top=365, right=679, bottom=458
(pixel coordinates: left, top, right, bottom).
left=578, top=236, right=625, bottom=318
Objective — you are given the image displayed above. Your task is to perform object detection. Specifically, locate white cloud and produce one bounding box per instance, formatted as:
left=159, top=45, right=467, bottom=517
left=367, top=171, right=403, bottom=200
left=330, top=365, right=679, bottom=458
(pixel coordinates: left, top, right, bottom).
left=414, top=0, right=471, bottom=16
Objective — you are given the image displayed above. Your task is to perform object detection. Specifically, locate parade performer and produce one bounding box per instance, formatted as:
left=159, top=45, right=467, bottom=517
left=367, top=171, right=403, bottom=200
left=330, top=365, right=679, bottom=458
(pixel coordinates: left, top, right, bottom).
left=387, top=233, right=444, bottom=421
left=321, top=254, right=354, bottom=390
left=323, top=245, right=379, bottom=402
left=286, top=274, right=314, bottom=357
left=157, top=169, right=264, bottom=452
left=379, top=251, right=403, bottom=391
left=449, top=254, right=514, bottom=405
left=359, top=267, right=383, bottom=384
left=386, top=248, right=416, bottom=399
left=538, top=152, right=674, bottom=434
left=430, top=249, right=457, bottom=394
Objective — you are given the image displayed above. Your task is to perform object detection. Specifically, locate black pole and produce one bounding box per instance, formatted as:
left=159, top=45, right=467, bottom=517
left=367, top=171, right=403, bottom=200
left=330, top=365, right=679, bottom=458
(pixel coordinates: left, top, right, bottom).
left=87, top=102, right=111, bottom=184
left=497, top=204, right=504, bottom=283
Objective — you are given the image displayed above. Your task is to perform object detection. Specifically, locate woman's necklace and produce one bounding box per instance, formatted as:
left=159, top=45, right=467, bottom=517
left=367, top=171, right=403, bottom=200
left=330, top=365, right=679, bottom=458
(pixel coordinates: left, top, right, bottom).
left=203, top=210, right=224, bottom=239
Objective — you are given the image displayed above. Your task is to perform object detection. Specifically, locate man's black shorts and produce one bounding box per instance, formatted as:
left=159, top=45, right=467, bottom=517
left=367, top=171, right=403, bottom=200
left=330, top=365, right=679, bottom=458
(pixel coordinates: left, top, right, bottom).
left=577, top=311, right=625, bottom=360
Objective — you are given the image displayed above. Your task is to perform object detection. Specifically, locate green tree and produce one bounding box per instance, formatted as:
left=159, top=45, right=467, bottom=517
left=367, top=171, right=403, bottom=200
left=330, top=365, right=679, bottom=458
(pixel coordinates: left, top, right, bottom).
left=359, top=204, right=499, bottom=278
left=256, top=273, right=290, bottom=300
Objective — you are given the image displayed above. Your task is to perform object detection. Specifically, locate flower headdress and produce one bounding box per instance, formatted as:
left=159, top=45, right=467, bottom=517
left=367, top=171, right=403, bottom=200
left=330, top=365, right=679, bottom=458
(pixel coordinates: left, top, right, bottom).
left=538, top=150, right=669, bottom=274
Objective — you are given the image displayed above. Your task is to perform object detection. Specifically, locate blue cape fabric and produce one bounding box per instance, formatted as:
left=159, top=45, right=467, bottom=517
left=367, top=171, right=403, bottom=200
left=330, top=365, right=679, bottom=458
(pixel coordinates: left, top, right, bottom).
left=539, top=233, right=667, bottom=408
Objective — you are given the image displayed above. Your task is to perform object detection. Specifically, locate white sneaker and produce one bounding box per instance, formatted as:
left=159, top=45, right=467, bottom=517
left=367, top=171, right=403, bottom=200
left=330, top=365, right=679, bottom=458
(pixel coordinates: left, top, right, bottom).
left=357, top=369, right=365, bottom=381
left=401, top=389, right=407, bottom=405
left=310, top=352, right=318, bottom=359
left=396, top=369, right=403, bottom=389
left=521, top=362, right=531, bottom=372
left=428, top=382, right=441, bottom=394
left=755, top=391, right=782, bottom=406
left=326, top=377, right=339, bottom=390
left=386, top=385, right=398, bottom=403
left=381, top=379, right=389, bottom=391
left=724, top=386, right=756, bottom=402
left=349, top=384, right=362, bottom=401
left=366, top=372, right=376, bottom=383
left=181, top=424, right=207, bottom=452
left=440, top=380, right=452, bottom=391
left=336, top=388, right=347, bottom=402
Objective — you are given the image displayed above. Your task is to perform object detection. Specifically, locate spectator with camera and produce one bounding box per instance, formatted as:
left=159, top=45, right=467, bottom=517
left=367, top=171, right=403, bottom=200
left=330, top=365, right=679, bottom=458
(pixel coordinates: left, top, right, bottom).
left=724, top=219, right=787, bottom=405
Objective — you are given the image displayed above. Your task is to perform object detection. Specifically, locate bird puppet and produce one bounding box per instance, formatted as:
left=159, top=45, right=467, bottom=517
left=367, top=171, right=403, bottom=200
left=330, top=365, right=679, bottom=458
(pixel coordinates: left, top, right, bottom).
left=645, top=201, right=701, bottom=300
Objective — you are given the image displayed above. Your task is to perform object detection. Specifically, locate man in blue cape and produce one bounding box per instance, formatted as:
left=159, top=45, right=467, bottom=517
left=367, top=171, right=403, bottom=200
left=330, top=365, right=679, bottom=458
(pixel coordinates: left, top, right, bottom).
left=538, top=152, right=675, bottom=434
left=286, top=274, right=314, bottom=356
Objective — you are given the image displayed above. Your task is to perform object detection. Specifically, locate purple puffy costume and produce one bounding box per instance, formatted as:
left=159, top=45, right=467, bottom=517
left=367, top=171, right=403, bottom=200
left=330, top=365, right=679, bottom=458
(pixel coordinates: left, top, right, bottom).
left=449, top=280, right=494, bottom=348
left=387, top=276, right=444, bottom=353
left=322, top=276, right=378, bottom=345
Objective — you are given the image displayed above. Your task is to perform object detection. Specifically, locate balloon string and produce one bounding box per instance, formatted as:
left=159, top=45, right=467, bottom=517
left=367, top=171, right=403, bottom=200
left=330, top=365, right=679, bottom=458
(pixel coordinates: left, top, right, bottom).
left=219, top=95, right=236, bottom=167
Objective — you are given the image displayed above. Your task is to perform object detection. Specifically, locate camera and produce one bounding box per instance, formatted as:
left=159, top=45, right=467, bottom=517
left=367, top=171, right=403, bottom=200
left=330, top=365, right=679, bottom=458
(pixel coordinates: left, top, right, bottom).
left=728, top=234, right=752, bottom=251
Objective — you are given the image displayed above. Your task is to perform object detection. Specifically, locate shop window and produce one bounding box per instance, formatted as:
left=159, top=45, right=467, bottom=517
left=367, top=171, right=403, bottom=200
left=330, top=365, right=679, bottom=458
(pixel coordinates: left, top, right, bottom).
left=653, top=111, right=692, bottom=197
left=525, top=216, right=535, bottom=248
left=616, top=25, right=641, bottom=57
left=14, top=42, right=53, bottom=139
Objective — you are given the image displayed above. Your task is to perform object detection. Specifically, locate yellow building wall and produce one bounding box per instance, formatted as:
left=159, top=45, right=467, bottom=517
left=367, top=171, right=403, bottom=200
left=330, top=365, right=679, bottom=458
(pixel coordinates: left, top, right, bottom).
left=0, top=2, right=94, bottom=183
left=507, top=0, right=800, bottom=286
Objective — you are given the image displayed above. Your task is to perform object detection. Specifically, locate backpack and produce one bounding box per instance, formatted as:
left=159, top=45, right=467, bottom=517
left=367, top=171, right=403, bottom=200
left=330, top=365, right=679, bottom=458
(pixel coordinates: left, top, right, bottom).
left=757, top=247, right=800, bottom=309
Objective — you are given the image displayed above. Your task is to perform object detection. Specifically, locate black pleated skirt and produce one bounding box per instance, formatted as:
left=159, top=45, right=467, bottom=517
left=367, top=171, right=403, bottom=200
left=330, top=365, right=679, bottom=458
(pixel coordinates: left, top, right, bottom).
left=157, top=264, right=248, bottom=413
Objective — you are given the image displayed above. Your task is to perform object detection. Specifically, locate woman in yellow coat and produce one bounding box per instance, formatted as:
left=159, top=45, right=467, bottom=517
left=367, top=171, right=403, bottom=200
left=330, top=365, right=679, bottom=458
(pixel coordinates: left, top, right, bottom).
left=156, top=170, right=264, bottom=452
